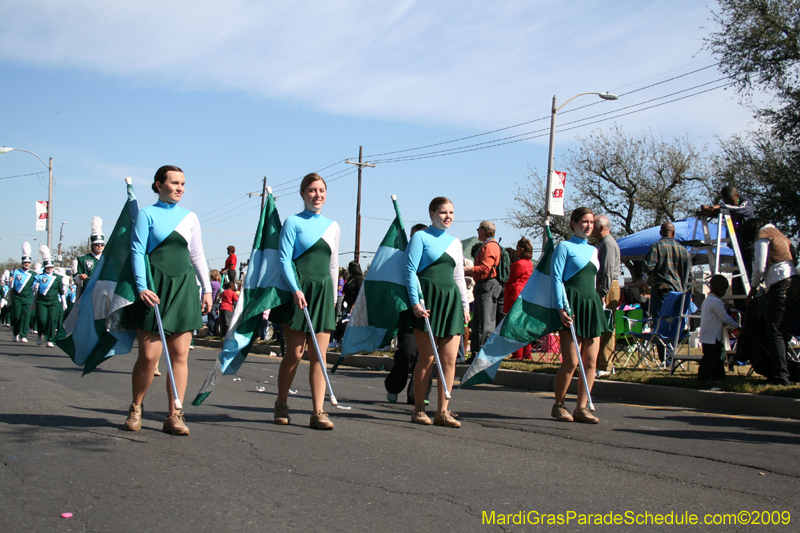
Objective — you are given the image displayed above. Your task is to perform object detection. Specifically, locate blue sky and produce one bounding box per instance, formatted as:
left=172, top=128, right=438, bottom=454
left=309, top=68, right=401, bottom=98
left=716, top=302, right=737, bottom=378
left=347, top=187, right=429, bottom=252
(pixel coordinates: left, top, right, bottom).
left=0, top=1, right=756, bottom=268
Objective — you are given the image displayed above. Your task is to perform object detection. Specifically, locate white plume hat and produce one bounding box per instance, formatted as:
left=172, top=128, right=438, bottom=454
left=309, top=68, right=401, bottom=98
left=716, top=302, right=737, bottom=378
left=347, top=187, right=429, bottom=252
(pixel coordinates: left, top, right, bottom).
left=21, top=242, right=32, bottom=263
left=41, top=244, right=54, bottom=269
left=90, top=216, right=105, bottom=245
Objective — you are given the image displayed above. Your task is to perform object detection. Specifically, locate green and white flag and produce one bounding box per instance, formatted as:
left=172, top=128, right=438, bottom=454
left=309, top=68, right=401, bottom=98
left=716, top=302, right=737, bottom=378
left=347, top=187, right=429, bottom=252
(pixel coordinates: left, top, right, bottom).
left=57, top=180, right=138, bottom=375
left=460, top=227, right=562, bottom=387
left=193, top=193, right=291, bottom=406
left=335, top=196, right=409, bottom=368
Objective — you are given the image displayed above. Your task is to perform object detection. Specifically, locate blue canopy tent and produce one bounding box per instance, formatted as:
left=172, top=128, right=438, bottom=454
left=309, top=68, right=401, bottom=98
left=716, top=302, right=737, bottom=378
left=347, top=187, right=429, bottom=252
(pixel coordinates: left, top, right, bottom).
left=617, top=217, right=734, bottom=263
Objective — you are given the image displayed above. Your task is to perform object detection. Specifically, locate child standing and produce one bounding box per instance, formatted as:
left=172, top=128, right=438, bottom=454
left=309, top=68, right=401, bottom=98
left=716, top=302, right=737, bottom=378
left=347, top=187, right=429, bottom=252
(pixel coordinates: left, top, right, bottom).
left=219, top=281, right=239, bottom=336
left=698, top=275, right=739, bottom=381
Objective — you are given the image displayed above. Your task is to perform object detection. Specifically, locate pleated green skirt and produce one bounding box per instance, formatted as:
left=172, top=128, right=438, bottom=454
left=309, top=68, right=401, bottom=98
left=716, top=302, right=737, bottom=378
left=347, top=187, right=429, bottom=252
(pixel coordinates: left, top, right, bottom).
left=563, top=261, right=609, bottom=339
left=270, top=238, right=335, bottom=333
left=130, top=231, right=203, bottom=335
left=412, top=253, right=464, bottom=338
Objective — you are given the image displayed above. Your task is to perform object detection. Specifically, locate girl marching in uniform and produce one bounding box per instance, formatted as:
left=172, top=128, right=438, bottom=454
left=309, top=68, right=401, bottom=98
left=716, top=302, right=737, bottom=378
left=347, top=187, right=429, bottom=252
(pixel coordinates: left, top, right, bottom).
left=10, top=243, right=35, bottom=343
left=551, top=207, right=609, bottom=424
left=75, top=217, right=105, bottom=299
left=1, top=271, right=10, bottom=326
left=405, top=197, right=470, bottom=428
left=124, top=165, right=212, bottom=435
left=271, top=173, right=340, bottom=430
left=34, top=245, right=65, bottom=347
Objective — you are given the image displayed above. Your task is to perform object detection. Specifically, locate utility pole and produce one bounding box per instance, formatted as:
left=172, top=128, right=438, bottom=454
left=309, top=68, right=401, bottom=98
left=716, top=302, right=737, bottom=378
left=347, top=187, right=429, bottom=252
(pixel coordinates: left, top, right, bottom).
left=345, top=147, right=376, bottom=262
left=247, top=176, right=269, bottom=209
left=57, top=221, right=65, bottom=266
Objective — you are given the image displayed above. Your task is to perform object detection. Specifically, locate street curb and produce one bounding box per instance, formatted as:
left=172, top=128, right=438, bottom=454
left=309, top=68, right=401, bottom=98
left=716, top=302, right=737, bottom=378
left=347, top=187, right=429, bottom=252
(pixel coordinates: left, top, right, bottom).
left=192, top=339, right=800, bottom=420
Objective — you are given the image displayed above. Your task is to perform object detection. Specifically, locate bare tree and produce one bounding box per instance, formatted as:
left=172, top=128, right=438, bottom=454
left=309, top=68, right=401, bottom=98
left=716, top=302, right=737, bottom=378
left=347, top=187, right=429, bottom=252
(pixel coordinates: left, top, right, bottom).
left=61, top=243, right=92, bottom=270
left=508, top=165, right=573, bottom=245
left=509, top=126, right=712, bottom=278
left=564, top=126, right=711, bottom=234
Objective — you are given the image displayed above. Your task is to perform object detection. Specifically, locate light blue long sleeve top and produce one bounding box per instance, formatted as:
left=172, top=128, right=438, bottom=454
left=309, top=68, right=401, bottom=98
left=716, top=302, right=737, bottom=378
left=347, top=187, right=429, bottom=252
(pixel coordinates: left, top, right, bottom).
left=131, top=200, right=211, bottom=295
left=404, top=226, right=469, bottom=313
left=278, top=209, right=340, bottom=299
left=551, top=235, right=600, bottom=310
left=11, top=268, right=34, bottom=295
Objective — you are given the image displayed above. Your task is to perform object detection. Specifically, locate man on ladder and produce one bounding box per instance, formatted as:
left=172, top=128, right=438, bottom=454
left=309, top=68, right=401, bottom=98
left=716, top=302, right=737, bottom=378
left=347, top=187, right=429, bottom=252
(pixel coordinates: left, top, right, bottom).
left=701, top=186, right=758, bottom=308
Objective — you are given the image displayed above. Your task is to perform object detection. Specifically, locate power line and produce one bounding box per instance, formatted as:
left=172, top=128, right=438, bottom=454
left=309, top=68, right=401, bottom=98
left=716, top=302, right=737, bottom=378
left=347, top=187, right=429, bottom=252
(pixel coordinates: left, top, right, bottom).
left=0, top=171, right=46, bottom=180
left=370, top=79, right=731, bottom=164
left=363, top=64, right=722, bottom=161
left=360, top=61, right=720, bottom=155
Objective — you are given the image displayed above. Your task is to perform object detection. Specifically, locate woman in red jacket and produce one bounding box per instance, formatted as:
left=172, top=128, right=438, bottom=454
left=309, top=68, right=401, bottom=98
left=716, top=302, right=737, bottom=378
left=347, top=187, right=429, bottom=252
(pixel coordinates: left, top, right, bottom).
left=223, top=245, right=237, bottom=281
left=505, top=238, right=534, bottom=360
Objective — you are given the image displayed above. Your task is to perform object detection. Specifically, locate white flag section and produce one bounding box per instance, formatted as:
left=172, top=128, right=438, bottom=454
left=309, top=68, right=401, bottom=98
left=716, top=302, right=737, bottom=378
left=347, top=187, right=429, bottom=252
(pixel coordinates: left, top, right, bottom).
left=36, top=201, right=48, bottom=231
left=547, top=171, right=566, bottom=216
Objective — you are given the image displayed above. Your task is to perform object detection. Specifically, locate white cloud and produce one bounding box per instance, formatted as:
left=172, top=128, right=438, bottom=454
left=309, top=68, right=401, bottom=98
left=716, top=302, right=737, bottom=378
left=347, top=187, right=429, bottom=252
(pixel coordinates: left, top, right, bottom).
left=0, top=1, right=753, bottom=139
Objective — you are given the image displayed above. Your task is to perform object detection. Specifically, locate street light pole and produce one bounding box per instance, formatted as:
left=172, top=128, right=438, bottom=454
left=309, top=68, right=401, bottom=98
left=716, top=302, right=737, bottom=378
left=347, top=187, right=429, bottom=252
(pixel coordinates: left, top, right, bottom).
left=0, top=147, right=54, bottom=251
left=542, top=92, right=618, bottom=244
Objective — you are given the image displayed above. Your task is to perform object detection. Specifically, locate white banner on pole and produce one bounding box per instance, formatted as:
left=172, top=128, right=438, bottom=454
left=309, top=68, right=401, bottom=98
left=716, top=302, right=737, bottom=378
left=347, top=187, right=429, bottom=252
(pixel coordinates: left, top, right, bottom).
left=36, top=201, right=48, bottom=231
left=548, top=170, right=566, bottom=216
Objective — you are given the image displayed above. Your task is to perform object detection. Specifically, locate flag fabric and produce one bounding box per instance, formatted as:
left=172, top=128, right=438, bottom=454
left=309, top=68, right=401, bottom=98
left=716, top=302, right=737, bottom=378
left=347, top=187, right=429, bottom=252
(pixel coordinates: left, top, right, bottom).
left=36, top=201, right=48, bottom=231
left=460, top=226, right=563, bottom=387
left=334, top=197, right=409, bottom=369
left=57, top=182, right=139, bottom=374
left=193, top=193, right=292, bottom=406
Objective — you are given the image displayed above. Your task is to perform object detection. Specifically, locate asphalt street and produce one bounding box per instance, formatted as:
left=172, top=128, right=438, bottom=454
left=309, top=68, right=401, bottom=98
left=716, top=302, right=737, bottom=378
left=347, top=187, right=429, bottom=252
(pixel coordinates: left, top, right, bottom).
left=1, top=327, right=799, bottom=532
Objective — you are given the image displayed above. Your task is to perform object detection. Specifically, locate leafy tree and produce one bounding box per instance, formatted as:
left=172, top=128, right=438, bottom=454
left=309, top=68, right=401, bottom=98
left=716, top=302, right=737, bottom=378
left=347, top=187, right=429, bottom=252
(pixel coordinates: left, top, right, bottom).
left=706, top=0, right=800, bottom=142
left=712, top=129, right=800, bottom=238
left=706, top=0, right=800, bottom=237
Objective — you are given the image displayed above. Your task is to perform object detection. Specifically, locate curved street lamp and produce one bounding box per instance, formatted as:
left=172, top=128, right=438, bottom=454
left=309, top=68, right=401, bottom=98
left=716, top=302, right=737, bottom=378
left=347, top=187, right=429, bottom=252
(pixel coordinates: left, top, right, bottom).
left=0, top=147, right=54, bottom=250
left=543, top=92, right=618, bottom=240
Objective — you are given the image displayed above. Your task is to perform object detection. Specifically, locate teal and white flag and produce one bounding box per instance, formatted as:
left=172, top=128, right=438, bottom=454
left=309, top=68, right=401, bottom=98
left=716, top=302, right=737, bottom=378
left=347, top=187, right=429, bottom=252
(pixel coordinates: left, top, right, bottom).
left=335, top=196, right=409, bottom=368
left=193, top=193, right=292, bottom=406
left=57, top=180, right=139, bottom=375
left=460, top=227, right=562, bottom=387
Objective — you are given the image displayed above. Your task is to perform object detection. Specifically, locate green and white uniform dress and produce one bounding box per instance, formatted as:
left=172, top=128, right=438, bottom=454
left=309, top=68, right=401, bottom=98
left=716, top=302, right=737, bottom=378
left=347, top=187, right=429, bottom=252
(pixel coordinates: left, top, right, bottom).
left=404, top=226, right=470, bottom=337
left=551, top=235, right=610, bottom=339
left=130, top=200, right=211, bottom=335
left=10, top=267, right=35, bottom=339
left=34, top=272, right=64, bottom=342
left=272, top=209, right=340, bottom=332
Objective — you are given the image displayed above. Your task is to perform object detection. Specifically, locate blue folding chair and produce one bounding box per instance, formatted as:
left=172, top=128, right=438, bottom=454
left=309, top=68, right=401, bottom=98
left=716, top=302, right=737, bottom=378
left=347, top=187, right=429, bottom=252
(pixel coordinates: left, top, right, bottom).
left=650, top=291, right=698, bottom=374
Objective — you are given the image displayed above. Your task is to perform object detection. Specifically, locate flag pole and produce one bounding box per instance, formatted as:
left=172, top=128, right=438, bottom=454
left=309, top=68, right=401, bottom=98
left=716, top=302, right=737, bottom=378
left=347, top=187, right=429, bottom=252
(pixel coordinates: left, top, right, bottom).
left=302, top=306, right=341, bottom=407
left=562, top=282, right=595, bottom=412
left=391, top=194, right=405, bottom=231
left=144, top=254, right=182, bottom=411
left=416, top=278, right=451, bottom=400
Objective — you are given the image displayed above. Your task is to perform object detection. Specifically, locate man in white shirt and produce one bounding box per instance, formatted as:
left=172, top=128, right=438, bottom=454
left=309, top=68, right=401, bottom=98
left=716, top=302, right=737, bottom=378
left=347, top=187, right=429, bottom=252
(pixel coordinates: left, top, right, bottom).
left=750, top=221, right=800, bottom=386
